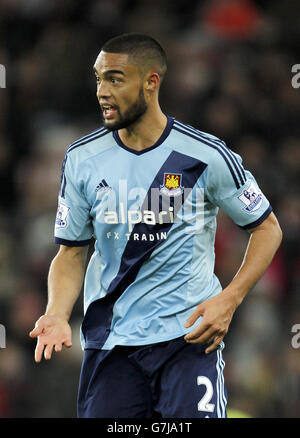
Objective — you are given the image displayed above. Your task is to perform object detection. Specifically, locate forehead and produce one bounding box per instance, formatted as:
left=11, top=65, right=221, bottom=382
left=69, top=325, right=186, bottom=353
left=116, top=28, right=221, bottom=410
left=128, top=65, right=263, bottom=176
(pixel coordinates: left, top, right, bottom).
left=94, top=51, right=139, bottom=75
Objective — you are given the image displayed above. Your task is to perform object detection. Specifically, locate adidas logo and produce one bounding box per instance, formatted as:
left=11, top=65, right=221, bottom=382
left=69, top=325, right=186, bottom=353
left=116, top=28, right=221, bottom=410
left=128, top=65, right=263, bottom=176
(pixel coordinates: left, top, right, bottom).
left=95, top=179, right=111, bottom=192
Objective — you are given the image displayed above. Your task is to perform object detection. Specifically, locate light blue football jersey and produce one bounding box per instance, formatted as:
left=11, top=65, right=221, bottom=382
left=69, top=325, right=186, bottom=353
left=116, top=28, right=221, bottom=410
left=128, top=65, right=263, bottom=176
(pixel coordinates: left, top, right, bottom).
left=54, top=115, right=272, bottom=350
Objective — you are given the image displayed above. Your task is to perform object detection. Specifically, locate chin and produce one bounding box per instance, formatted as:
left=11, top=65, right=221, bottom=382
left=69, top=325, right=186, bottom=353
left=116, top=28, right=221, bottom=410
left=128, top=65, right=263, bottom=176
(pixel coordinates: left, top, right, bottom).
left=104, top=119, right=129, bottom=131
left=102, top=119, right=118, bottom=130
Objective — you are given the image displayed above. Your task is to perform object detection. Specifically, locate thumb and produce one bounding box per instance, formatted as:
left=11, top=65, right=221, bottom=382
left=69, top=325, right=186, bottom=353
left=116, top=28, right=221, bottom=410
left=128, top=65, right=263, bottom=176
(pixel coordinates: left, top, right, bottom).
left=29, top=324, right=44, bottom=338
left=184, top=304, right=205, bottom=328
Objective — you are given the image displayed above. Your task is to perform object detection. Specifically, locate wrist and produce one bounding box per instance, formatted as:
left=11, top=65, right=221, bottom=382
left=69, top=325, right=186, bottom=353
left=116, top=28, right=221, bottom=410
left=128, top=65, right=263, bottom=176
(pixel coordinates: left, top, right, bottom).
left=221, top=285, right=245, bottom=310
left=45, top=308, right=71, bottom=322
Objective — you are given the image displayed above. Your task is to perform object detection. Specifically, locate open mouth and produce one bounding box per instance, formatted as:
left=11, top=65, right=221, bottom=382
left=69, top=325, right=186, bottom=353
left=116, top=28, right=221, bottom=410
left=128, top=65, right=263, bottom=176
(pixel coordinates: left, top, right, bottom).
left=102, top=104, right=118, bottom=120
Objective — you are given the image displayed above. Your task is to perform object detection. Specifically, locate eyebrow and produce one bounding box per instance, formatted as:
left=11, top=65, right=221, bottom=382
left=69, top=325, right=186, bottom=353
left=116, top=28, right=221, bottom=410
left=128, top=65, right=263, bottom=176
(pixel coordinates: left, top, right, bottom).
left=93, top=67, right=125, bottom=76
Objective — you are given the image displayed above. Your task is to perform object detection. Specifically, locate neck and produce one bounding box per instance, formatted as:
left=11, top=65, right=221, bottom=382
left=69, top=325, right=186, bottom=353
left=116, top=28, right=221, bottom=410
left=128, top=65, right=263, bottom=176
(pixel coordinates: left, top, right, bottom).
left=118, top=105, right=167, bottom=151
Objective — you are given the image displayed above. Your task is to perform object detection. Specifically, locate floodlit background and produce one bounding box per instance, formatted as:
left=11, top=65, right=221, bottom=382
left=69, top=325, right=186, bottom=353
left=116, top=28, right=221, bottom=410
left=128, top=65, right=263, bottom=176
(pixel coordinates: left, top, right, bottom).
left=0, top=0, right=299, bottom=418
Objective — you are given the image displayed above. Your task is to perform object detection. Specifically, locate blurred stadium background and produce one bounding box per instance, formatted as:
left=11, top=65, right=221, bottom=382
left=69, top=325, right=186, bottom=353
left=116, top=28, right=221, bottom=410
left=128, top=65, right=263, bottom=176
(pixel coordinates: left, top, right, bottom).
left=0, top=0, right=299, bottom=418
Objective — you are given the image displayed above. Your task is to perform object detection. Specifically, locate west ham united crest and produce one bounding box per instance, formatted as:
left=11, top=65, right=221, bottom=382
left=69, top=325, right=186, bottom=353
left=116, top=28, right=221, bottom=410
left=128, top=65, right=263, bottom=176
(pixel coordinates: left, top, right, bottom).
left=160, top=173, right=184, bottom=197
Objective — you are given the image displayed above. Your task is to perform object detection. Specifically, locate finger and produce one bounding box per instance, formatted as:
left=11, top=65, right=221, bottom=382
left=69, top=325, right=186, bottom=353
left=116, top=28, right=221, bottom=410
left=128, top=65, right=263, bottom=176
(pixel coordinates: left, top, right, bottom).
left=54, top=343, right=62, bottom=353
left=64, top=339, right=72, bottom=348
left=185, top=326, right=216, bottom=344
left=205, top=336, right=223, bottom=355
left=44, top=344, right=54, bottom=360
left=184, top=306, right=204, bottom=328
left=34, top=339, right=45, bottom=363
left=184, top=319, right=211, bottom=341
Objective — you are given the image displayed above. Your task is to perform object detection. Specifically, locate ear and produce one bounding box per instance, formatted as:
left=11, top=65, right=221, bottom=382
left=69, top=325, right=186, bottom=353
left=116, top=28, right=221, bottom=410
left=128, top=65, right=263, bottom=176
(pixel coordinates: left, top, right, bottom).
left=144, top=72, right=160, bottom=92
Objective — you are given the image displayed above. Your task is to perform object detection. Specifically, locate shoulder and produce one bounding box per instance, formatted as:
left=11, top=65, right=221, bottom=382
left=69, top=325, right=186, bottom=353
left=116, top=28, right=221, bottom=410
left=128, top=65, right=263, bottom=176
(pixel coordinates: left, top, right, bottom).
left=172, top=119, right=246, bottom=190
left=171, top=118, right=228, bottom=165
left=65, top=126, right=113, bottom=163
left=172, top=118, right=225, bottom=152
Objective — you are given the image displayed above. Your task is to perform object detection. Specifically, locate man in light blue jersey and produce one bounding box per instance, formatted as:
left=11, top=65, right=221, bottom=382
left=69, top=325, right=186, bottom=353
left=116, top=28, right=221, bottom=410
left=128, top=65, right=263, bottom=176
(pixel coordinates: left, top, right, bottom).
left=30, top=33, right=282, bottom=418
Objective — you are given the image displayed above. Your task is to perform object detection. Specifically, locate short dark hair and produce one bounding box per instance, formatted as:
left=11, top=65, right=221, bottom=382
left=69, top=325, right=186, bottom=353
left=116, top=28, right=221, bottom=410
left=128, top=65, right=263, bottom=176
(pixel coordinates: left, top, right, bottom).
left=101, top=32, right=167, bottom=83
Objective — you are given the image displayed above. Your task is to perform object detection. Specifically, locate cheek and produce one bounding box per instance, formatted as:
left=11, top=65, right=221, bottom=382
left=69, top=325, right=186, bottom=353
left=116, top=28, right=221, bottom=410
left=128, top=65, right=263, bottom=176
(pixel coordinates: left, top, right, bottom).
left=119, top=82, right=142, bottom=104
left=117, top=93, right=136, bottom=111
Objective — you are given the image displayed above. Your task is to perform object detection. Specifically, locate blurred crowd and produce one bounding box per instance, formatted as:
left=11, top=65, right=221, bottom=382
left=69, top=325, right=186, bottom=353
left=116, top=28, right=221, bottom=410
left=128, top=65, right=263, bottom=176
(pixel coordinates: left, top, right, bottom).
left=0, top=0, right=299, bottom=418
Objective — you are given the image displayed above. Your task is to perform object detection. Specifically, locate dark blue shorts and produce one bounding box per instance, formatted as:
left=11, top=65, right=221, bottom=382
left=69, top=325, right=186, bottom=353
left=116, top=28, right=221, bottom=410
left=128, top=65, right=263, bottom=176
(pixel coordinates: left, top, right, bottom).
left=77, top=336, right=227, bottom=418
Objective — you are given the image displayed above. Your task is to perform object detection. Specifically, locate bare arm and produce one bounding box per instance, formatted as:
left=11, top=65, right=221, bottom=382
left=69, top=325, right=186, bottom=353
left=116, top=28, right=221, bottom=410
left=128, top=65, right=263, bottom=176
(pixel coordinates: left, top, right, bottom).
left=184, top=212, right=283, bottom=353
left=29, top=244, right=89, bottom=362
left=46, top=245, right=89, bottom=320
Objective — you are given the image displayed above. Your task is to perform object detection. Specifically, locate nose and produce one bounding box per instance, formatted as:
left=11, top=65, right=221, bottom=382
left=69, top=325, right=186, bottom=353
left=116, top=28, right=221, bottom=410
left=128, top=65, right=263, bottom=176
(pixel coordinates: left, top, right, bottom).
left=96, top=80, right=111, bottom=99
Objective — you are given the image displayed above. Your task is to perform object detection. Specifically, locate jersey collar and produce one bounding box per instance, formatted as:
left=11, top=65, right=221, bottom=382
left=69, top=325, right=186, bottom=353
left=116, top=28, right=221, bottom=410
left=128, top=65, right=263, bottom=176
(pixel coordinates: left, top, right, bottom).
left=112, top=115, right=174, bottom=155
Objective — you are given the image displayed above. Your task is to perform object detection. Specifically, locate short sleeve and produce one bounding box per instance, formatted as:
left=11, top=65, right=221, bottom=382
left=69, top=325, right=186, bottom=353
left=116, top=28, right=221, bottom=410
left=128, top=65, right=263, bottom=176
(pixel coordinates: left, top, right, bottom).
left=54, top=153, right=93, bottom=246
left=207, top=147, right=272, bottom=229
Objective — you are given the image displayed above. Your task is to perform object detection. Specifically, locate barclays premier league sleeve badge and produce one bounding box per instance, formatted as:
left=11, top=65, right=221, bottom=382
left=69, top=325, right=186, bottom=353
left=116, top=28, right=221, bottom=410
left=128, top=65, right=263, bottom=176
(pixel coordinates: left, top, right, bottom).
left=55, top=202, right=70, bottom=228
left=238, top=181, right=263, bottom=213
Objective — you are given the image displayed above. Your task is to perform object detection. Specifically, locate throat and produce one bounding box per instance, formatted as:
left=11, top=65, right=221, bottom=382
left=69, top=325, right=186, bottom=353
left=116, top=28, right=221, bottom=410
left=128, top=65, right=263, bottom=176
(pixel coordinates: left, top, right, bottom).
left=118, top=114, right=168, bottom=151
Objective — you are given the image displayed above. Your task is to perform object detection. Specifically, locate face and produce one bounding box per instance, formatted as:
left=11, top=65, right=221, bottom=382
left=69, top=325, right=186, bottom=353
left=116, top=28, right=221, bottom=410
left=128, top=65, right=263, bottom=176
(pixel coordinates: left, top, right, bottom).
left=94, top=51, right=148, bottom=130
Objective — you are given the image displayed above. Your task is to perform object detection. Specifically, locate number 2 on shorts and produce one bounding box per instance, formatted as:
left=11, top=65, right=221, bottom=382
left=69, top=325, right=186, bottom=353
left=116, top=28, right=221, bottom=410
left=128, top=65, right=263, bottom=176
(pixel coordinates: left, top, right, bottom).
left=197, top=376, right=215, bottom=413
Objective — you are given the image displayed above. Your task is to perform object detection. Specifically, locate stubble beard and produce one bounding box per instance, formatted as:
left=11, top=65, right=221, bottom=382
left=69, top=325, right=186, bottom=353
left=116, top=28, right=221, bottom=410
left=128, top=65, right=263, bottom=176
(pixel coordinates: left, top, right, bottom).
left=102, top=86, right=148, bottom=131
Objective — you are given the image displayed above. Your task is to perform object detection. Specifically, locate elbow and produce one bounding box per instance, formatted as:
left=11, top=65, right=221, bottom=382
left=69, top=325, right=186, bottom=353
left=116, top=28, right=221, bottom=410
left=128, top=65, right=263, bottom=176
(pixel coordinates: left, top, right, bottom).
left=249, top=211, right=283, bottom=250
left=268, top=213, right=283, bottom=250
left=275, top=222, right=283, bottom=249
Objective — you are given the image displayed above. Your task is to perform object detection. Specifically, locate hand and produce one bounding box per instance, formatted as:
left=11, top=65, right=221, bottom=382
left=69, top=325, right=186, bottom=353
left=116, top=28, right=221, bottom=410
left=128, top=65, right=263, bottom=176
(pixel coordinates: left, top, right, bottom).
left=184, top=291, right=238, bottom=354
left=29, top=314, right=72, bottom=362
